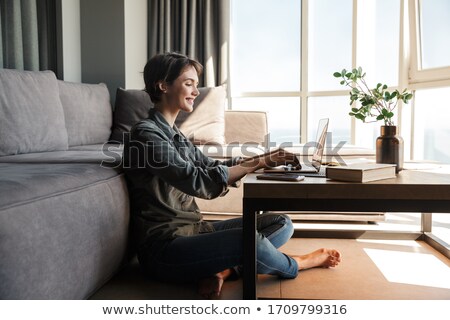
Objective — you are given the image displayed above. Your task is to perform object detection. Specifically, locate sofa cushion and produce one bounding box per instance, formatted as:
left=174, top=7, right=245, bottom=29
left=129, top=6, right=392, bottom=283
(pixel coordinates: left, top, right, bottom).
left=59, top=81, right=113, bottom=146
left=0, top=69, right=69, bottom=156
left=224, top=110, right=268, bottom=146
left=110, top=86, right=226, bottom=145
left=110, top=88, right=152, bottom=144
left=0, top=163, right=122, bottom=210
left=69, top=143, right=124, bottom=152
left=0, top=150, right=122, bottom=167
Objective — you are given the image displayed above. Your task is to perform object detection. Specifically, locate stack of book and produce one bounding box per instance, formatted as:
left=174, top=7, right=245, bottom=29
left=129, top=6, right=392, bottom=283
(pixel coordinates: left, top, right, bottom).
left=326, top=163, right=396, bottom=182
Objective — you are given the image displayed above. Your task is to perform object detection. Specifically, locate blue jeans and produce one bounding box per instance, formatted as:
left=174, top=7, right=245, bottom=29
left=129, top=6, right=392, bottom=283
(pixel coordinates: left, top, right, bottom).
left=138, top=213, right=298, bottom=283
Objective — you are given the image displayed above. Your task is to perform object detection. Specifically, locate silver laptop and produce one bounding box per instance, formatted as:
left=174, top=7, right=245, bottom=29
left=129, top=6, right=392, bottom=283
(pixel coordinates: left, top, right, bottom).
left=295, top=118, right=329, bottom=177
left=264, top=118, right=329, bottom=177
left=287, top=118, right=329, bottom=177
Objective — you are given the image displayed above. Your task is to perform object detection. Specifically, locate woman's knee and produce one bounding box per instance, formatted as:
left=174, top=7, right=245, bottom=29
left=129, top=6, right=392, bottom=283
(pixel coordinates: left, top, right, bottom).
left=261, top=213, right=294, bottom=248
left=272, top=213, right=294, bottom=238
left=259, top=212, right=292, bottom=227
left=277, top=213, right=293, bottom=225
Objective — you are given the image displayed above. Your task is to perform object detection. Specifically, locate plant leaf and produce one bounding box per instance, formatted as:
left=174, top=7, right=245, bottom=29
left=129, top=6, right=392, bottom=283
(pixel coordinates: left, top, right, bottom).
left=333, top=72, right=341, bottom=77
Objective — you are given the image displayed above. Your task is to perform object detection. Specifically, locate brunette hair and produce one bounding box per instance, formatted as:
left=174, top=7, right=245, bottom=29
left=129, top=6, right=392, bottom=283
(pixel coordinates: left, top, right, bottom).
left=143, top=52, right=203, bottom=103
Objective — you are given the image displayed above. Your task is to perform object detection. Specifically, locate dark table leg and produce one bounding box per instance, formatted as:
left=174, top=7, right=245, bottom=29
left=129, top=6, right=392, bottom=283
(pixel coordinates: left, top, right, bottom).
left=242, top=199, right=257, bottom=299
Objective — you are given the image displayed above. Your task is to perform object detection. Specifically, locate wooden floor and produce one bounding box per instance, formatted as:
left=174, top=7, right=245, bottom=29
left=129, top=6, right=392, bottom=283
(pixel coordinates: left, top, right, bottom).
left=90, top=238, right=450, bottom=300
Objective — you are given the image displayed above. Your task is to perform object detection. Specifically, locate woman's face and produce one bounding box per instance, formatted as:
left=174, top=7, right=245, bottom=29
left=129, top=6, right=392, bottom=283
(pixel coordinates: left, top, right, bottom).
left=163, top=66, right=200, bottom=113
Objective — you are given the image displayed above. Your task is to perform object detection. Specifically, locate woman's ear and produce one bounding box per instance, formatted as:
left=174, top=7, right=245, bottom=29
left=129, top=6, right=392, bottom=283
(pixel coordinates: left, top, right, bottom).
left=157, top=81, right=168, bottom=93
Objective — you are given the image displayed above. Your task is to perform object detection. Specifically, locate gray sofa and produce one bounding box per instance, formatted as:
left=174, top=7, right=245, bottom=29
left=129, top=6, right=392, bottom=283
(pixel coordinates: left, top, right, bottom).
left=0, top=69, right=267, bottom=299
left=0, top=69, right=129, bottom=299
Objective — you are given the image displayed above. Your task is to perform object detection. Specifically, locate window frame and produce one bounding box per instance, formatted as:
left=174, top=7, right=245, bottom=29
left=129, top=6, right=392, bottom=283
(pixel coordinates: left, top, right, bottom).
left=408, top=0, right=450, bottom=84
left=229, top=0, right=407, bottom=146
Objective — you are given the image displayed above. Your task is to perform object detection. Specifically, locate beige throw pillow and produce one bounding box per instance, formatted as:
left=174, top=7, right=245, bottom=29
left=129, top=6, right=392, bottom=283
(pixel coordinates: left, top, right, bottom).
left=110, top=86, right=226, bottom=145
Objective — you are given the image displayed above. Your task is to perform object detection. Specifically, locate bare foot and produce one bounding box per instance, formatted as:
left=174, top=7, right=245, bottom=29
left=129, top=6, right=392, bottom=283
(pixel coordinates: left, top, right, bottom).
left=293, top=248, right=341, bottom=270
left=198, top=269, right=233, bottom=299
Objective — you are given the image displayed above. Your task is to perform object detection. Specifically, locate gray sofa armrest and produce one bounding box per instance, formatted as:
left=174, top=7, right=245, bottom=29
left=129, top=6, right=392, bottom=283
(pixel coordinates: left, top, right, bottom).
left=224, top=111, right=268, bottom=148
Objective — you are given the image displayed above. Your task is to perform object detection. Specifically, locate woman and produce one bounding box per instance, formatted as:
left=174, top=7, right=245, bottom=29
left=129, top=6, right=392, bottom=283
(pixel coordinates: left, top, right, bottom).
left=123, top=52, right=341, bottom=298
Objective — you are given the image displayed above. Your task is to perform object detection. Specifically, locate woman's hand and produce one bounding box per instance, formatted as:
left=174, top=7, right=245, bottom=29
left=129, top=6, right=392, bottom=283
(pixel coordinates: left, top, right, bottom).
left=227, top=148, right=300, bottom=185
left=260, top=148, right=300, bottom=169
left=238, top=148, right=300, bottom=170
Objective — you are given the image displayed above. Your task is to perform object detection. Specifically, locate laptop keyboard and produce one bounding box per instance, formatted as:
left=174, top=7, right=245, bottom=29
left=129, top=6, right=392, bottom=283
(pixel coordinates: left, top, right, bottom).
left=300, top=166, right=327, bottom=177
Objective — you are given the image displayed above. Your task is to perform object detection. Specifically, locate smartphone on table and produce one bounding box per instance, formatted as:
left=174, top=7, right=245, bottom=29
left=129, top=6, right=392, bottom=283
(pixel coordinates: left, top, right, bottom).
left=256, top=173, right=305, bottom=181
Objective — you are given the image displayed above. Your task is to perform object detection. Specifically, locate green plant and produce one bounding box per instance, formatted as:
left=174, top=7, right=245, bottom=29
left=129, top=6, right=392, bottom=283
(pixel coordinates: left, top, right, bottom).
left=333, top=67, right=413, bottom=126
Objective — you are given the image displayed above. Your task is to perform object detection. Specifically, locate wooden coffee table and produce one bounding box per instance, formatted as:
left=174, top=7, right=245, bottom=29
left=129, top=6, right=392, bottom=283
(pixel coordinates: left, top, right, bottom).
left=242, top=165, right=450, bottom=299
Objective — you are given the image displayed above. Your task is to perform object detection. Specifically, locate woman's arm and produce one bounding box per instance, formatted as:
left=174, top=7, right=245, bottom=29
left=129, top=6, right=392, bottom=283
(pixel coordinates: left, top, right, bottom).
left=227, top=148, right=299, bottom=185
left=127, top=126, right=230, bottom=199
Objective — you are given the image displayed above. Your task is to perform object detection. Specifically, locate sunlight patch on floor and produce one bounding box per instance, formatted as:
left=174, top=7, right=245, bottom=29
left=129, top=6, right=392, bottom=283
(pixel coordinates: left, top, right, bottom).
left=432, top=213, right=450, bottom=245
left=356, top=239, right=422, bottom=248
left=364, top=248, right=450, bottom=290
left=293, top=221, right=419, bottom=231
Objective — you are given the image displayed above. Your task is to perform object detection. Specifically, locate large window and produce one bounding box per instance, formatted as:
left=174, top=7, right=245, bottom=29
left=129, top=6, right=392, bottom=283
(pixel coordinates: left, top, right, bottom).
left=230, top=0, right=301, bottom=144
left=230, top=0, right=450, bottom=252
left=307, top=96, right=351, bottom=144
left=410, top=0, right=450, bottom=250
left=356, top=0, right=400, bottom=88
left=410, top=0, right=450, bottom=163
left=307, top=0, right=352, bottom=92
left=230, top=0, right=301, bottom=94
left=230, top=0, right=402, bottom=146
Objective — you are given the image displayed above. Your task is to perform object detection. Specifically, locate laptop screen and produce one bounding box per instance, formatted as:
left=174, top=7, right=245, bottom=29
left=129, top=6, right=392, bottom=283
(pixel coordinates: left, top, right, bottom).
left=311, top=118, right=329, bottom=170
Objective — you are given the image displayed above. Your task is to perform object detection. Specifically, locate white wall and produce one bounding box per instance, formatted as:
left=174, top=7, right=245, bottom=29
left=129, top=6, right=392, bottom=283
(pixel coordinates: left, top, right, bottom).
left=60, top=0, right=81, bottom=82
left=124, top=0, right=147, bottom=89
left=58, top=0, right=148, bottom=99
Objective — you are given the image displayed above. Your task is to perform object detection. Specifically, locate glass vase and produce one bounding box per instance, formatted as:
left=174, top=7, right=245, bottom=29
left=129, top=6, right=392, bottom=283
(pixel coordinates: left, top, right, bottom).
left=376, top=125, right=403, bottom=173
